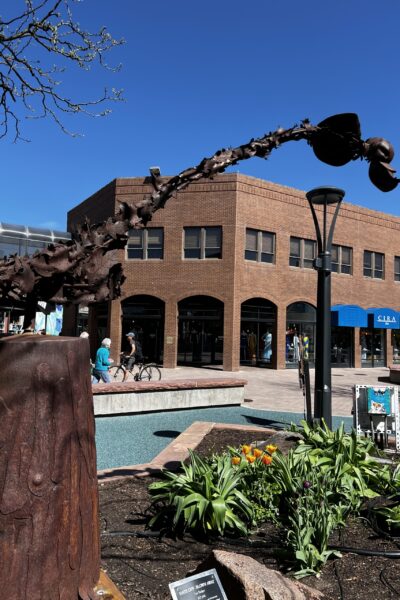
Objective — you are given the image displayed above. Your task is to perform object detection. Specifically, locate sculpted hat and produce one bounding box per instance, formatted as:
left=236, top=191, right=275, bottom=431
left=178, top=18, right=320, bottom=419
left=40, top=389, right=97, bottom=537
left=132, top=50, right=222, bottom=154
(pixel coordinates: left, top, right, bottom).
left=126, top=332, right=135, bottom=337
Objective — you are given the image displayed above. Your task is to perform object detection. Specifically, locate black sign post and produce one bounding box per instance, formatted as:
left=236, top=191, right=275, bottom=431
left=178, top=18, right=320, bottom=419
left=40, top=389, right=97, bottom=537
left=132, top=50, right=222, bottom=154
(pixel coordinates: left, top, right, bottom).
left=169, top=569, right=228, bottom=600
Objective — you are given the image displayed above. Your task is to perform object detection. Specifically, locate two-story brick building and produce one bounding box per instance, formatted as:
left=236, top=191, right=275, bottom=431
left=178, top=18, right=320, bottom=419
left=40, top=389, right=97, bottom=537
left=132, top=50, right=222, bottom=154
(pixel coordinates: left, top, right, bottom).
left=67, top=173, right=400, bottom=371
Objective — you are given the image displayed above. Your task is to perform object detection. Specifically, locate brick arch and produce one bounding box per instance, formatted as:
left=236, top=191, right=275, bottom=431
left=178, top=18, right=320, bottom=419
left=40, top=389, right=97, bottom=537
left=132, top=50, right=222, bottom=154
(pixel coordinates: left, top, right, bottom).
left=285, top=298, right=316, bottom=311
left=176, top=291, right=226, bottom=305
left=240, top=295, right=278, bottom=309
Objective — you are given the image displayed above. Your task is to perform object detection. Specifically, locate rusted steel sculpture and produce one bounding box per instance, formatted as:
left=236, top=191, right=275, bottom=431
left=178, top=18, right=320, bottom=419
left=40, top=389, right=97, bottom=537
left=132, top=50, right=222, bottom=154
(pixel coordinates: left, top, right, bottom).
left=0, top=113, right=397, bottom=599
left=0, top=113, right=397, bottom=314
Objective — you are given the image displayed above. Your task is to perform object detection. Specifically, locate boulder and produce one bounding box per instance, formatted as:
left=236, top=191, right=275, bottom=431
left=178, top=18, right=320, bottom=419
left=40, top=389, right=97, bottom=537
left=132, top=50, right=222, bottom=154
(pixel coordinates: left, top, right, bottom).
left=192, top=550, right=324, bottom=600
left=253, top=430, right=303, bottom=455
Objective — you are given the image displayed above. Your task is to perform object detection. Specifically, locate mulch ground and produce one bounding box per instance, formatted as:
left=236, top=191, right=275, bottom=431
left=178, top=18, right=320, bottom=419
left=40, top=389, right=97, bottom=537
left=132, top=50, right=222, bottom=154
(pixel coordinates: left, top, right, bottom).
left=99, top=428, right=400, bottom=599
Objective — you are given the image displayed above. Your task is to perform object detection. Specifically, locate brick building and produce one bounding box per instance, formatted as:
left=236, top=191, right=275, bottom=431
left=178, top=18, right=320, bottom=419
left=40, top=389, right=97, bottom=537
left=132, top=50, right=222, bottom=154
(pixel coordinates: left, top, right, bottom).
left=67, top=173, right=400, bottom=371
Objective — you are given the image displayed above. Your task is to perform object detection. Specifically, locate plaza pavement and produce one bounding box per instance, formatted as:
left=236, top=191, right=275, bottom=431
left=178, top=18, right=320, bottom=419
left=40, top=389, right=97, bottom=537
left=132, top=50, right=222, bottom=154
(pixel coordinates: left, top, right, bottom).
left=159, top=365, right=392, bottom=417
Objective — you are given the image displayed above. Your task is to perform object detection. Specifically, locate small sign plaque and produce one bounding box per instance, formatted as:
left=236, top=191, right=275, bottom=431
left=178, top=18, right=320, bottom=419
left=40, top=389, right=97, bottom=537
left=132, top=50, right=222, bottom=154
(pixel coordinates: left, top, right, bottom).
left=169, top=568, right=228, bottom=600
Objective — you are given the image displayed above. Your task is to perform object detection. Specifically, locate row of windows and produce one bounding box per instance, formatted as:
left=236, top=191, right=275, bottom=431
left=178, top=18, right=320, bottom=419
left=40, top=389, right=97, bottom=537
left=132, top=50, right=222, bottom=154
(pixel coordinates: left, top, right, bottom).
left=127, top=227, right=395, bottom=281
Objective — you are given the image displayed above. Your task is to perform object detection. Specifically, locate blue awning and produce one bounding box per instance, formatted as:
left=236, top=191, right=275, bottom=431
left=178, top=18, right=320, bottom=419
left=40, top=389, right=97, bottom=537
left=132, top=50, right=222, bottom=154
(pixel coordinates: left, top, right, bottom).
left=331, top=304, right=368, bottom=328
left=367, top=307, right=400, bottom=329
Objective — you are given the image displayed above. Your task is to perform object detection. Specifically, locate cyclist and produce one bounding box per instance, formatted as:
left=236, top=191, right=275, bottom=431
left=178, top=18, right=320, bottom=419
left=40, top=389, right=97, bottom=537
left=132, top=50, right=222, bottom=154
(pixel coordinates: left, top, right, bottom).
left=122, top=332, right=136, bottom=382
left=122, top=331, right=144, bottom=381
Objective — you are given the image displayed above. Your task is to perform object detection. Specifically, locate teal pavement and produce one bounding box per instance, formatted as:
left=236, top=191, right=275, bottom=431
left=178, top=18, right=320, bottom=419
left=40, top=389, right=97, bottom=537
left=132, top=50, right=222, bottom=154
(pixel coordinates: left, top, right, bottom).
left=95, top=407, right=352, bottom=471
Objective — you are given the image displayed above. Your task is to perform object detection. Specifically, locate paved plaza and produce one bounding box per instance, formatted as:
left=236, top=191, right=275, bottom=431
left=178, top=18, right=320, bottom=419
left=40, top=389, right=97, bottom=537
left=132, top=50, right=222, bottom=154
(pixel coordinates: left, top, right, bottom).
left=160, top=365, right=392, bottom=417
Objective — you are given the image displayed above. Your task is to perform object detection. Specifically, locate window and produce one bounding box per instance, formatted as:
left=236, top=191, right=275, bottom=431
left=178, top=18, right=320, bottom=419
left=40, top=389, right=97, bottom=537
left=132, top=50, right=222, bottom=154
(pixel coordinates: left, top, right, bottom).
left=363, top=250, right=384, bottom=279
left=184, top=226, right=222, bottom=259
left=245, top=228, right=275, bottom=263
left=127, top=228, right=163, bottom=260
left=395, top=257, right=400, bottom=281
left=332, top=244, right=352, bottom=274
left=289, top=237, right=316, bottom=269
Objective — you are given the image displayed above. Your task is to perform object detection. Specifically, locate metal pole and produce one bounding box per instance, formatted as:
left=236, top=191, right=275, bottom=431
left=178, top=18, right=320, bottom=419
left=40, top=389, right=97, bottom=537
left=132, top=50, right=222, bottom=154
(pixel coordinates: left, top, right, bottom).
left=314, top=247, right=333, bottom=427
left=306, top=187, right=345, bottom=430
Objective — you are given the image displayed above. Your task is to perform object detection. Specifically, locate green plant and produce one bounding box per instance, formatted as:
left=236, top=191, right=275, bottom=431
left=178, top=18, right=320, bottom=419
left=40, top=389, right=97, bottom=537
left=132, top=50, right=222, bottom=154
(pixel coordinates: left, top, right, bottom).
left=286, top=476, right=343, bottom=578
left=374, top=502, right=400, bottom=530
left=148, top=450, right=254, bottom=536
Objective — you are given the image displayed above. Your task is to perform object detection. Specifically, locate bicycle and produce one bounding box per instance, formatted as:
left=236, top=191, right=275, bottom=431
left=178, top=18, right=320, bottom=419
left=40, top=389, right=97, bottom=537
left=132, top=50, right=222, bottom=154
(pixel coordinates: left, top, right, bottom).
left=109, top=354, right=161, bottom=382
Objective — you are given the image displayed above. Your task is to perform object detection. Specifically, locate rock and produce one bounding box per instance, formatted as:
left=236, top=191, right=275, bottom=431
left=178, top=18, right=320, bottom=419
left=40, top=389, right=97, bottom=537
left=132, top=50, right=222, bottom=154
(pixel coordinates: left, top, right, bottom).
left=191, top=550, right=324, bottom=600
left=253, top=430, right=303, bottom=455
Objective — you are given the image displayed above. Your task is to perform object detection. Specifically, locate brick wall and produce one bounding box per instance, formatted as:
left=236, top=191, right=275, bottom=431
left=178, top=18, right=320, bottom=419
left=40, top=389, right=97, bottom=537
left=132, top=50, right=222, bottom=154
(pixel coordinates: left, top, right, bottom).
left=67, top=174, right=400, bottom=370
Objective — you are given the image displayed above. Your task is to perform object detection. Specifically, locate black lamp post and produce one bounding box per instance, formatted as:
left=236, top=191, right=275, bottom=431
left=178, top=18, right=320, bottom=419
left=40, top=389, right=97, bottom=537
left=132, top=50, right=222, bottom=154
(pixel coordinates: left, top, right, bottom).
left=306, top=186, right=345, bottom=429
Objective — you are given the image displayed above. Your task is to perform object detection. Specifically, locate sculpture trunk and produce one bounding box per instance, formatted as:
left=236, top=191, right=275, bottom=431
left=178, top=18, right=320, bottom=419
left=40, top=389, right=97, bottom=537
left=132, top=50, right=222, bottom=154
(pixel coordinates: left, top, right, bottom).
left=0, top=336, right=100, bottom=599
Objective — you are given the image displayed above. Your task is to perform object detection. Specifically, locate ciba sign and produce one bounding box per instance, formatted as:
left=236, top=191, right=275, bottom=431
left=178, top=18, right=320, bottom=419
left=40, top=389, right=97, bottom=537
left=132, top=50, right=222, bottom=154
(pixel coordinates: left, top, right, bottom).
left=377, top=315, right=397, bottom=324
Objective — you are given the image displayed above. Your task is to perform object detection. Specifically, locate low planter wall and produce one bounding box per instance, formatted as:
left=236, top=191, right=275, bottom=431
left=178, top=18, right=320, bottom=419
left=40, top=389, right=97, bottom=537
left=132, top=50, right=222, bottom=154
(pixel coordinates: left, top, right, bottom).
left=92, top=378, right=247, bottom=416
left=389, top=366, right=400, bottom=383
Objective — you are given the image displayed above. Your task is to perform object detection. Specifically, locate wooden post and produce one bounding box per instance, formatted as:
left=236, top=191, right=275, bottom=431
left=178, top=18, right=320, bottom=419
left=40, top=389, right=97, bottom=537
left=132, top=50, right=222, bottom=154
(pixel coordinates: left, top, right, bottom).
left=0, top=335, right=100, bottom=599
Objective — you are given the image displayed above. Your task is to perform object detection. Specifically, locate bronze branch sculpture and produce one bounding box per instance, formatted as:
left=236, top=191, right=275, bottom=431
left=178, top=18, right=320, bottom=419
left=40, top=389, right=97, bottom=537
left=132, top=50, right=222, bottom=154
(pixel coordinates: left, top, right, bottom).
left=0, top=113, right=397, bottom=311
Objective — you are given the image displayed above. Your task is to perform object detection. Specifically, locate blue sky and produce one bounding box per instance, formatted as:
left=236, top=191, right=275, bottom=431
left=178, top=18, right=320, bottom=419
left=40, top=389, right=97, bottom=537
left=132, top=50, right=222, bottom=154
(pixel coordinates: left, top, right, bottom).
left=1, top=0, right=400, bottom=230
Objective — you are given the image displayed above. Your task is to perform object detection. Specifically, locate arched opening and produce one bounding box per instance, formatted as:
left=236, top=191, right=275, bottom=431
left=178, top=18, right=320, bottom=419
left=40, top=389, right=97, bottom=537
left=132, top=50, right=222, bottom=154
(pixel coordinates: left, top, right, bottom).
left=178, top=296, right=224, bottom=366
left=121, top=295, right=165, bottom=364
left=286, top=302, right=316, bottom=368
left=240, top=299, right=277, bottom=367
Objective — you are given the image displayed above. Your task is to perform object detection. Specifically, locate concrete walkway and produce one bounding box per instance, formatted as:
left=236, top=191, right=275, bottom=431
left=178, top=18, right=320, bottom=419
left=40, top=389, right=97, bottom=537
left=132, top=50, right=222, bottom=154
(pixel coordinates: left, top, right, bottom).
left=159, top=365, right=392, bottom=417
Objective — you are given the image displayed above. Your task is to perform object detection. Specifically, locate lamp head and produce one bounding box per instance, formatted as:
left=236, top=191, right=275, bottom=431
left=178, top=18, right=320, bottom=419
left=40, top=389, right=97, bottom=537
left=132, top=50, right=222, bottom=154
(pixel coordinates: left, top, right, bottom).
left=306, top=186, right=345, bottom=205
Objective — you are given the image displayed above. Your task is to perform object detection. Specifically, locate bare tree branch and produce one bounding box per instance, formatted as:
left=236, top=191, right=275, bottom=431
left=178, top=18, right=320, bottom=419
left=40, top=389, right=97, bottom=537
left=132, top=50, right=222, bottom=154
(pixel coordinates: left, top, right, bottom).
left=0, top=0, right=124, bottom=140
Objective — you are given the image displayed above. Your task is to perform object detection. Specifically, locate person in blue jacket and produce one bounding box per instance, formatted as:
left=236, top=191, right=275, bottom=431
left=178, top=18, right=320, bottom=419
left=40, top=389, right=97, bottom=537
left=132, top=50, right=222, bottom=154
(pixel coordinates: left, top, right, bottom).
left=92, top=337, right=114, bottom=383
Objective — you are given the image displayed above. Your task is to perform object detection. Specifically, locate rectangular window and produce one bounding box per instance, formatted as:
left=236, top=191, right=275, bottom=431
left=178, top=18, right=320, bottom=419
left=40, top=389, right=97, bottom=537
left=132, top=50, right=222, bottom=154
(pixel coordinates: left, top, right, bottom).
left=395, top=256, right=400, bottom=282
left=245, top=228, right=275, bottom=263
left=331, top=244, right=352, bottom=275
left=289, top=237, right=316, bottom=269
left=184, top=226, right=222, bottom=259
left=127, top=228, right=163, bottom=260
left=364, top=250, right=384, bottom=279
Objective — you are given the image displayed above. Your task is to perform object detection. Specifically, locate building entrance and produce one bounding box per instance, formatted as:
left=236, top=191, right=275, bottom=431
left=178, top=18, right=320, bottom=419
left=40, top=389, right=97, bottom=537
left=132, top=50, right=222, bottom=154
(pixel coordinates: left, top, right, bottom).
left=178, top=296, right=223, bottom=365
left=122, top=295, right=165, bottom=364
left=331, top=326, right=353, bottom=367
left=360, top=328, right=386, bottom=367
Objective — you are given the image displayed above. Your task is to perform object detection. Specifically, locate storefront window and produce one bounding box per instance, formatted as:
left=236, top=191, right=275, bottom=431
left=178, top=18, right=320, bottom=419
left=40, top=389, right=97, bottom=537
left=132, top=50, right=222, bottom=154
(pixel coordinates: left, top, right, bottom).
left=240, top=299, right=276, bottom=367
left=360, top=328, right=386, bottom=367
left=392, top=330, right=400, bottom=364
left=286, top=302, right=316, bottom=368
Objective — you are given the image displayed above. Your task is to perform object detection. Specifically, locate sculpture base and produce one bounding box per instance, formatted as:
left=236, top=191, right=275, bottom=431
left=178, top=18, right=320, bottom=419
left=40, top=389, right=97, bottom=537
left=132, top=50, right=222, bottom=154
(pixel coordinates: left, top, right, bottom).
left=94, top=571, right=126, bottom=599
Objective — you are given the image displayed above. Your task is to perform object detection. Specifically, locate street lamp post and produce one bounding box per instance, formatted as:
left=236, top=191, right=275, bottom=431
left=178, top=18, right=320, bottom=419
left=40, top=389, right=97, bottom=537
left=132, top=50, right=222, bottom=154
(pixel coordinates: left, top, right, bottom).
left=306, top=186, right=345, bottom=429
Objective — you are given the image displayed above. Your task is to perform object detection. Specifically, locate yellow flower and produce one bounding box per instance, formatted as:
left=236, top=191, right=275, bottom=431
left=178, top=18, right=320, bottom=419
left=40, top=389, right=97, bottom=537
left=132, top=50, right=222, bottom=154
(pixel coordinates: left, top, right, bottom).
left=253, top=448, right=263, bottom=458
left=231, top=456, right=241, bottom=465
left=266, top=444, right=278, bottom=454
left=262, top=455, right=273, bottom=466
left=246, top=454, right=256, bottom=463
left=241, top=444, right=251, bottom=455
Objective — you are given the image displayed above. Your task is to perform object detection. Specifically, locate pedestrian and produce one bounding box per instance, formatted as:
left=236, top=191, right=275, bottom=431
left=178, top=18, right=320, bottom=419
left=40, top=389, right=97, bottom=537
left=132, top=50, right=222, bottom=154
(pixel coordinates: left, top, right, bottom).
left=92, top=337, right=114, bottom=384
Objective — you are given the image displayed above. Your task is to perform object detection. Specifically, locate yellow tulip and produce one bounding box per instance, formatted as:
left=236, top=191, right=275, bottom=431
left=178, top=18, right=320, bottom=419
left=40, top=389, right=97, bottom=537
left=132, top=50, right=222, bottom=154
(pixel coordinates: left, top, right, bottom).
left=266, top=444, right=278, bottom=454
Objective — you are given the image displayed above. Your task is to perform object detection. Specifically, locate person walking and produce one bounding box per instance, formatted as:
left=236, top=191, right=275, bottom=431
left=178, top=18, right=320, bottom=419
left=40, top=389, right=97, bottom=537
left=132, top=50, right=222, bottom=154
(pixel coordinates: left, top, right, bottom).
left=92, top=337, right=114, bottom=383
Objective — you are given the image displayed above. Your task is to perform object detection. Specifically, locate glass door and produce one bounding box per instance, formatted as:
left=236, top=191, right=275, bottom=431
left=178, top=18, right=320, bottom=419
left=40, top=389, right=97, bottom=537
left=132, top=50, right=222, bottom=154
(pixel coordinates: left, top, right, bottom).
left=360, top=328, right=386, bottom=367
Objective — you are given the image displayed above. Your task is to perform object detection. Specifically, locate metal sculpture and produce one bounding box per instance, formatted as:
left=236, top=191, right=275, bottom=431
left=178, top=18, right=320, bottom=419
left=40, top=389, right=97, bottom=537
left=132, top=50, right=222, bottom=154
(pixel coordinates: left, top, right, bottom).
left=0, top=113, right=397, bottom=316
left=0, top=113, right=397, bottom=599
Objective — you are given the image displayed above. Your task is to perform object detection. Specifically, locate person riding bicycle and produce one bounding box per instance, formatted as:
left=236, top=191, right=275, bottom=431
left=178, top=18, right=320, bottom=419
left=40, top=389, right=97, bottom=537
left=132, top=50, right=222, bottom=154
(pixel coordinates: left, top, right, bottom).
left=122, top=332, right=143, bottom=382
